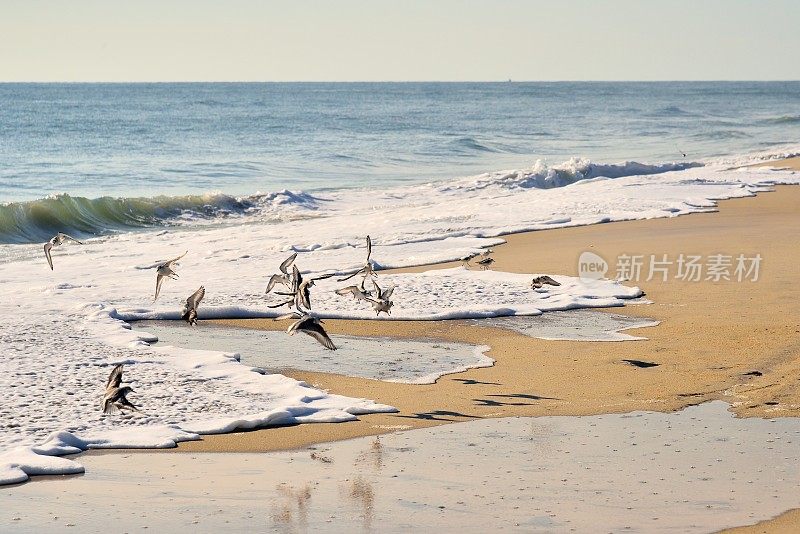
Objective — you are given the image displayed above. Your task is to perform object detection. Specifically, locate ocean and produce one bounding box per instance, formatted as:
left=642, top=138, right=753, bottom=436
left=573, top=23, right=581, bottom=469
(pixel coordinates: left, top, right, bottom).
left=1, top=82, right=799, bottom=484
left=1, top=82, right=799, bottom=244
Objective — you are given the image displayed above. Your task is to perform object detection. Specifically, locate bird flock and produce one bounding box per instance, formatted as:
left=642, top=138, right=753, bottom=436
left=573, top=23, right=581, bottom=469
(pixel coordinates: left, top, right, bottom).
left=461, top=248, right=494, bottom=269
left=42, top=231, right=558, bottom=415
left=263, top=236, right=397, bottom=351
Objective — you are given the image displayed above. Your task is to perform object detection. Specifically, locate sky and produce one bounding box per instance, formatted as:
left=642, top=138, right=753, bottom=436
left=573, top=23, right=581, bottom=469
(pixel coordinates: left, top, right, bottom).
left=1, top=0, right=798, bottom=82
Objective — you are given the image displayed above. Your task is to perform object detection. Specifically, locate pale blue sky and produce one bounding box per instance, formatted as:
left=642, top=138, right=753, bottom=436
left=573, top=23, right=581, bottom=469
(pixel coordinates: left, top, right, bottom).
left=1, top=0, right=798, bottom=81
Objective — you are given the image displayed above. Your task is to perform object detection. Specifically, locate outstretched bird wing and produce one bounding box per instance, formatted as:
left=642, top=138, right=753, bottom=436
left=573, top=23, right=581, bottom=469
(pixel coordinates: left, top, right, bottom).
left=292, top=265, right=302, bottom=291
left=286, top=315, right=308, bottom=335
left=297, top=282, right=312, bottom=310
left=299, top=319, right=337, bottom=350
left=103, top=387, right=139, bottom=413
left=154, top=273, right=166, bottom=301
left=265, top=274, right=286, bottom=294
left=102, top=395, right=114, bottom=414
left=186, top=286, right=205, bottom=310
left=267, top=298, right=294, bottom=309
left=44, top=242, right=54, bottom=270
left=336, top=268, right=364, bottom=282
left=279, top=252, right=297, bottom=275
left=160, top=250, right=187, bottom=268
left=106, top=363, right=124, bottom=389
left=58, top=232, right=83, bottom=245
left=335, top=285, right=368, bottom=300
left=381, top=285, right=395, bottom=300
left=365, top=235, right=372, bottom=262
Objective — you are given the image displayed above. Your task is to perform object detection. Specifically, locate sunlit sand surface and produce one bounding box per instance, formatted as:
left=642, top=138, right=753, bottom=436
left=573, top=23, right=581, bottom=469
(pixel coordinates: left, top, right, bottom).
left=3, top=402, right=798, bottom=533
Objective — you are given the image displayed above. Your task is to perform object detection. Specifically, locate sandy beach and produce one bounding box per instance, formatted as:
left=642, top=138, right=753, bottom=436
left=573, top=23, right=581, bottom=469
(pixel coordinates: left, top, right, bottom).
left=192, top=180, right=800, bottom=456
left=179, top=172, right=797, bottom=531
left=3, top=9, right=799, bottom=531
left=5, top=172, right=793, bottom=533
left=3, top=161, right=798, bottom=533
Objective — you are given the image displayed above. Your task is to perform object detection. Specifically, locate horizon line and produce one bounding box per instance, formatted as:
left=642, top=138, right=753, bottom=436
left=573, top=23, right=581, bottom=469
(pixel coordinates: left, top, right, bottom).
left=1, top=79, right=800, bottom=84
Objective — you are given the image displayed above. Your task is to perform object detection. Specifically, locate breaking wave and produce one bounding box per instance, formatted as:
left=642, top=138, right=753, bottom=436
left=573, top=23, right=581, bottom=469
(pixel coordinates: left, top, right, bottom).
left=0, top=153, right=739, bottom=245
left=439, top=158, right=704, bottom=192
left=0, top=190, right=321, bottom=244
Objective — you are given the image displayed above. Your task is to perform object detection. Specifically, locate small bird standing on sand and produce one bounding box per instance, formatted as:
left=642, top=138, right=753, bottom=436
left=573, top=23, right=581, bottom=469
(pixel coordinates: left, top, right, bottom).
left=338, top=235, right=377, bottom=283
left=476, top=256, right=495, bottom=270
left=102, top=363, right=139, bottom=414
left=276, top=312, right=337, bottom=350
left=531, top=275, right=561, bottom=289
left=265, top=252, right=298, bottom=294
left=460, top=252, right=480, bottom=267
left=182, top=286, right=205, bottom=326
left=366, top=282, right=395, bottom=316
left=43, top=232, right=83, bottom=270
left=154, top=250, right=187, bottom=301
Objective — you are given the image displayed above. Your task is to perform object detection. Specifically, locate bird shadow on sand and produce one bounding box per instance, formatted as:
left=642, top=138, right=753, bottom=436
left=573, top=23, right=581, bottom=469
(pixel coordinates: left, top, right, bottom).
left=451, top=378, right=502, bottom=386
left=394, top=410, right=481, bottom=422
left=621, top=359, right=660, bottom=368
left=473, top=393, right=561, bottom=407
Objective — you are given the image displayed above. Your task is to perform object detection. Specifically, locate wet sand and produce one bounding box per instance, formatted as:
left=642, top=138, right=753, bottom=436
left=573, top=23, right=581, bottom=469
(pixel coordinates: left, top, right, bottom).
left=749, top=155, right=800, bottom=170
left=721, top=509, right=800, bottom=534
left=193, top=183, right=800, bottom=455
left=5, top=402, right=800, bottom=533
left=7, top=170, right=800, bottom=532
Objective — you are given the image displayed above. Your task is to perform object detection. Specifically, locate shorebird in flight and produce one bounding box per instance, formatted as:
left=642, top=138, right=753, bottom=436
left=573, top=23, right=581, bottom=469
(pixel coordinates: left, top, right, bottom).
left=102, top=363, right=139, bottom=414
left=366, top=282, right=395, bottom=316
left=338, top=235, right=377, bottom=283
left=182, top=286, right=205, bottom=326
left=276, top=312, right=337, bottom=350
left=154, top=250, right=187, bottom=301
left=106, top=363, right=124, bottom=390
left=266, top=266, right=298, bottom=309
left=269, top=265, right=334, bottom=311
left=43, top=232, right=83, bottom=270
left=265, top=252, right=298, bottom=294
left=531, top=275, right=561, bottom=289
left=335, top=283, right=372, bottom=301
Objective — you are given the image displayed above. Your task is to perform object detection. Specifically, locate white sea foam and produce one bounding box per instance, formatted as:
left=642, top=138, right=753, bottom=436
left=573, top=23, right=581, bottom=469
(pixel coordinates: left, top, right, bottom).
left=0, top=153, right=797, bottom=485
